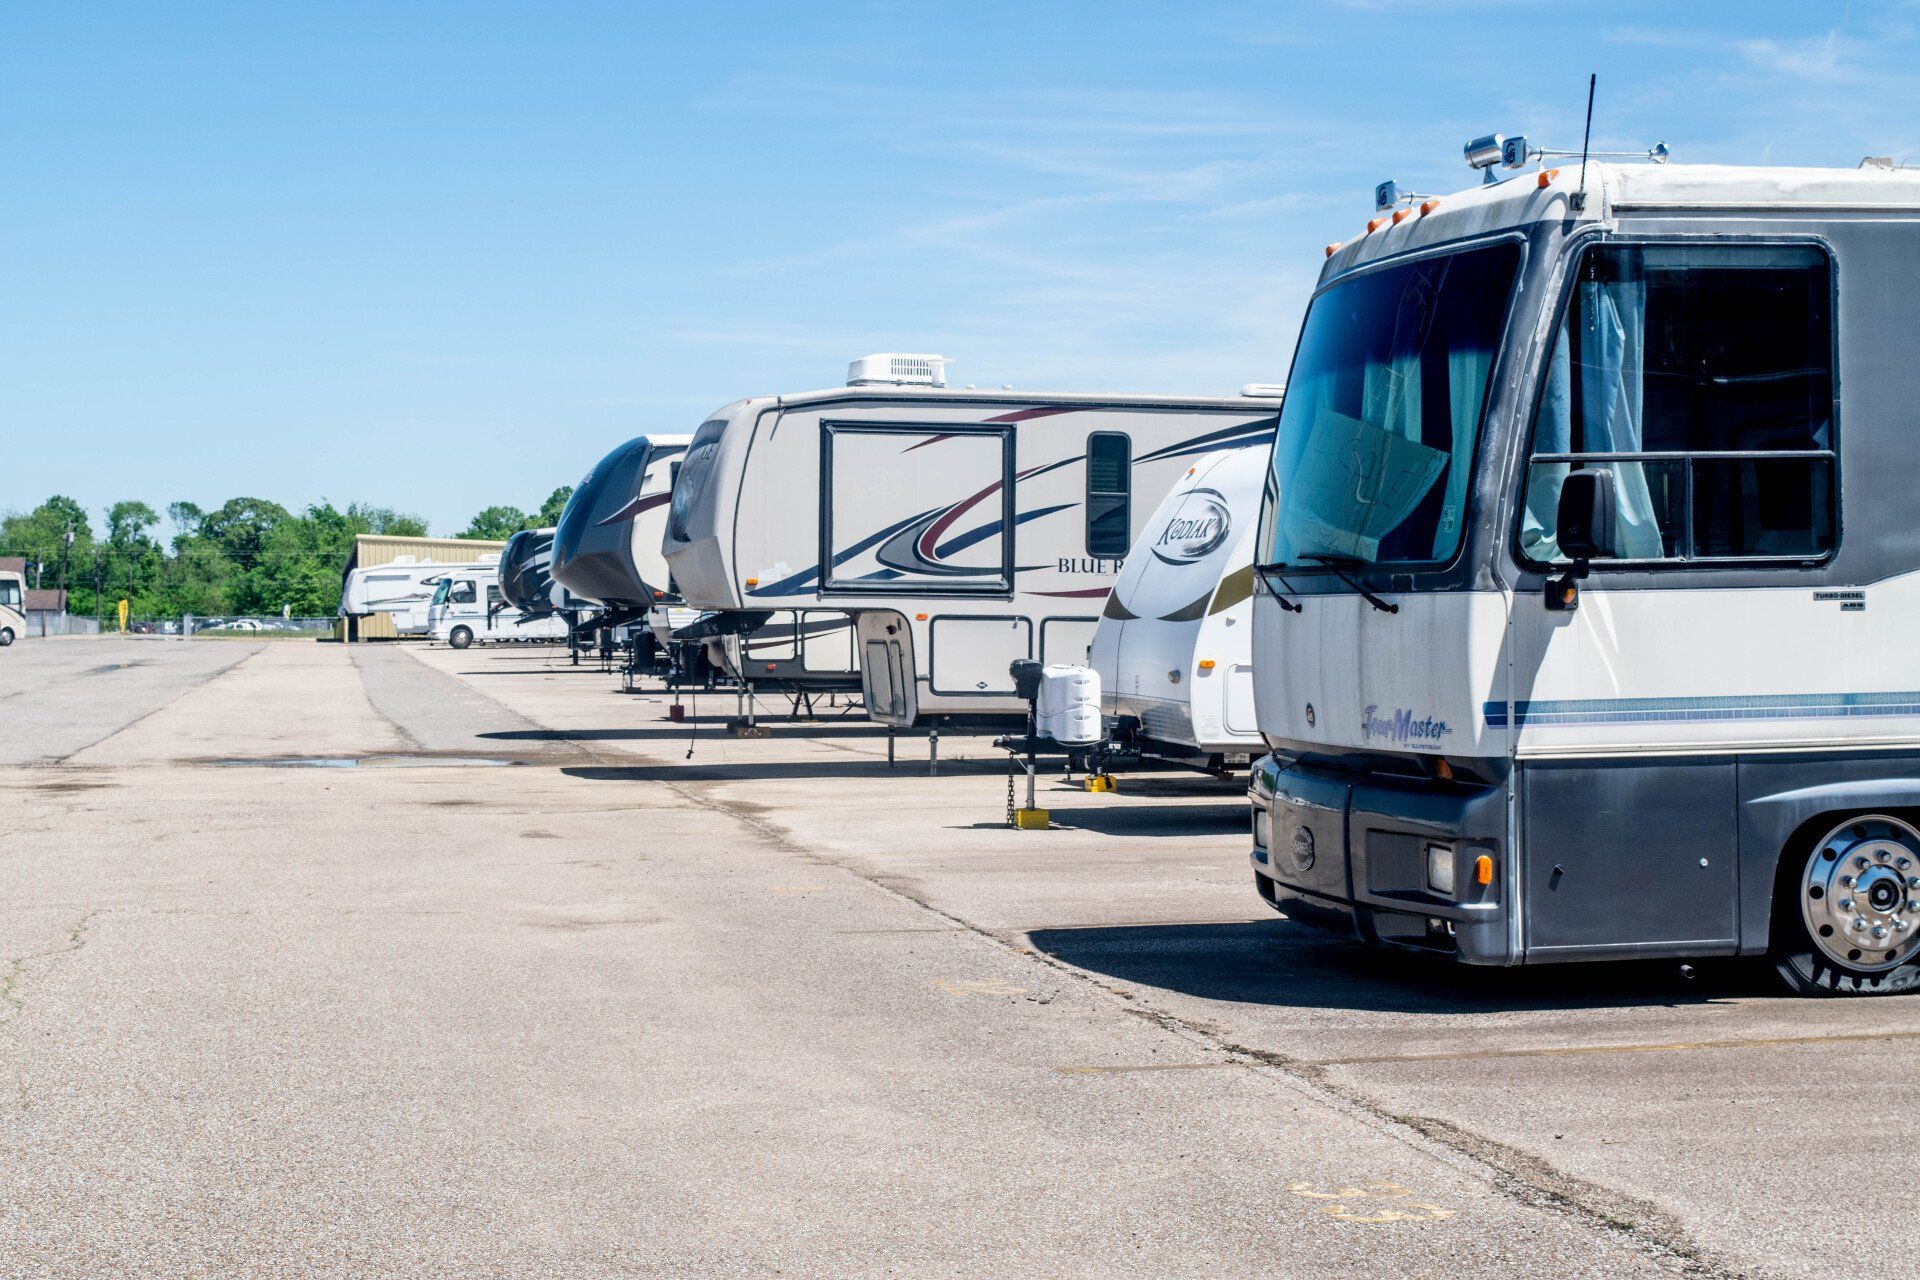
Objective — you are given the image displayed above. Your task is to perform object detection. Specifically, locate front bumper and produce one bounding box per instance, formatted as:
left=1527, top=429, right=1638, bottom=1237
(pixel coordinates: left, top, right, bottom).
left=1249, top=755, right=1513, bottom=964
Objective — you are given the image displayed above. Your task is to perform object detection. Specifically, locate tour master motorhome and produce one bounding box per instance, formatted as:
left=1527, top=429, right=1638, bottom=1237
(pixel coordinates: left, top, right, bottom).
left=1246, top=141, right=1920, bottom=994
left=426, top=564, right=567, bottom=649
left=0, top=566, right=24, bottom=645
left=663, top=355, right=1281, bottom=728
left=340, top=556, right=497, bottom=636
left=1089, top=445, right=1267, bottom=771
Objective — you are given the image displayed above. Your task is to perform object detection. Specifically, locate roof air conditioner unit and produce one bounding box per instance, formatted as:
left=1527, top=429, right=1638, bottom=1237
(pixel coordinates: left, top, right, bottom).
left=847, top=353, right=950, bottom=388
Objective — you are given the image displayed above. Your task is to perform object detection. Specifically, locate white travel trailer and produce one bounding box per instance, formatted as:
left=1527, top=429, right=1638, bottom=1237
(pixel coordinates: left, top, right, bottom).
left=426, top=566, right=567, bottom=649
left=341, top=557, right=497, bottom=636
left=0, top=567, right=24, bottom=646
left=1089, top=445, right=1266, bottom=770
left=1246, top=143, right=1920, bottom=994
left=664, top=355, right=1282, bottom=727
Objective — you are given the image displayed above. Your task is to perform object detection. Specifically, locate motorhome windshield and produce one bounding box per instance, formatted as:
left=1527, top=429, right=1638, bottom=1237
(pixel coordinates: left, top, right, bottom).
left=1264, top=241, right=1520, bottom=569
left=431, top=579, right=452, bottom=607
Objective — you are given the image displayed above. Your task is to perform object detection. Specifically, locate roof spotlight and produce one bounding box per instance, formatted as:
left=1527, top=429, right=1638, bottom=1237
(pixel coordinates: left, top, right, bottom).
left=1463, top=134, right=1506, bottom=173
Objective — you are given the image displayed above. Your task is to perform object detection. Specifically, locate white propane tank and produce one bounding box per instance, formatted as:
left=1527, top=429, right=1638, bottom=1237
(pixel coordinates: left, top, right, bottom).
left=1037, top=664, right=1102, bottom=746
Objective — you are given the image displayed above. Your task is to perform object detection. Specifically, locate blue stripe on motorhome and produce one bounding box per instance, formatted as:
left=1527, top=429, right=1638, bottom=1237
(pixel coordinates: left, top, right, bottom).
left=1133, top=419, right=1277, bottom=464
left=1483, top=691, right=1920, bottom=728
left=935, top=503, right=1073, bottom=557
left=747, top=418, right=1274, bottom=597
left=748, top=508, right=940, bottom=595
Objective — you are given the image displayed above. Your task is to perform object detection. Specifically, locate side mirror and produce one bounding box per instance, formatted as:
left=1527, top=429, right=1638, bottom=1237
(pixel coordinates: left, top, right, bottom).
left=1555, top=470, right=1616, bottom=562
left=1546, top=470, right=1615, bottom=612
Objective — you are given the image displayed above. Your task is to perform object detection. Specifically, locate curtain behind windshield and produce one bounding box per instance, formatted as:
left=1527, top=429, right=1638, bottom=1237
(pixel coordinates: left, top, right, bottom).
left=1266, top=242, right=1519, bottom=568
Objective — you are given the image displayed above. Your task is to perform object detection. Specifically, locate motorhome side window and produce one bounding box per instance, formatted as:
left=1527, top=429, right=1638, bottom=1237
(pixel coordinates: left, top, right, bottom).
left=0, top=582, right=19, bottom=608
left=1520, top=243, right=1836, bottom=564
left=1085, top=432, right=1131, bottom=557
left=449, top=580, right=477, bottom=604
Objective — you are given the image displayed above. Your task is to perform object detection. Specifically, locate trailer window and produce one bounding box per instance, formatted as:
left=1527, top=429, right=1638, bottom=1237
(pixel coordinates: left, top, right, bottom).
left=1086, top=433, right=1132, bottom=557
left=0, top=581, right=19, bottom=608
left=449, top=580, right=477, bottom=604
left=1521, top=243, right=1835, bottom=564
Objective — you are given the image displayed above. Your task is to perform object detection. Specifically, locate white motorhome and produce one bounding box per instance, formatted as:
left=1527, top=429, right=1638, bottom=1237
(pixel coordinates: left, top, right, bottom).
left=0, top=567, right=24, bottom=646
left=664, top=355, right=1282, bottom=727
left=341, top=556, right=497, bottom=636
left=426, top=566, right=568, bottom=649
left=1246, top=143, right=1920, bottom=995
left=1089, top=445, right=1268, bottom=770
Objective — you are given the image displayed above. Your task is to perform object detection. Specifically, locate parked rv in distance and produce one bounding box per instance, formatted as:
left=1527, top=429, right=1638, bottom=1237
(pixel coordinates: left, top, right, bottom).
left=0, top=567, right=24, bottom=646
left=341, top=556, right=498, bottom=637
left=664, top=354, right=1280, bottom=731
left=1090, top=445, right=1267, bottom=773
left=426, top=566, right=568, bottom=649
left=1247, top=145, right=1920, bottom=995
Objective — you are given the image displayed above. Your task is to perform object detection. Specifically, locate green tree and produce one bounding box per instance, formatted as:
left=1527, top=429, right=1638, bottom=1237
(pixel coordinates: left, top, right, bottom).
left=200, top=497, right=290, bottom=564
left=101, top=501, right=164, bottom=618
left=0, top=495, right=95, bottom=594
left=533, top=486, right=573, bottom=528
left=460, top=505, right=528, bottom=540
left=166, top=501, right=206, bottom=549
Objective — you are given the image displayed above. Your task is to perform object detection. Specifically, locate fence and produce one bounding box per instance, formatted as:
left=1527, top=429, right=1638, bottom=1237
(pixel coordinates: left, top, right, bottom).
left=25, top=612, right=101, bottom=638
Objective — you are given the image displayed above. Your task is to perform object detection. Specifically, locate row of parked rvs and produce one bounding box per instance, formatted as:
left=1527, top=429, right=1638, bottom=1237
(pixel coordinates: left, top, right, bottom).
left=351, top=143, right=1920, bottom=998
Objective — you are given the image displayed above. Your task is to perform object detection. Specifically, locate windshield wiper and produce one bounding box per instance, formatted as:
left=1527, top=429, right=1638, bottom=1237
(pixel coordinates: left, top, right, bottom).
left=1298, top=553, right=1399, bottom=614
left=1251, top=564, right=1303, bottom=613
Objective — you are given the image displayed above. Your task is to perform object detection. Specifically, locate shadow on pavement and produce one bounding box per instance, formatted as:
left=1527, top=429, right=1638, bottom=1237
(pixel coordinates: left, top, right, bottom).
left=1024, top=919, right=1765, bottom=1014
left=561, top=758, right=1008, bottom=783
left=482, top=724, right=893, bottom=743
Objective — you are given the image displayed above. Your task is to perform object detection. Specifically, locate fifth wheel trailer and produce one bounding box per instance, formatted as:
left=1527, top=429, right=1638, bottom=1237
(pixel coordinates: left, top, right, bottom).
left=663, top=355, right=1281, bottom=728
left=1245, top=145, right=1920, bottom=994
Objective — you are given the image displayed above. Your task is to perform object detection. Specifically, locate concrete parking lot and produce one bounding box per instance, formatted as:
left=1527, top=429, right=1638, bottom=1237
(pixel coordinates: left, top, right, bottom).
left=2, top=636, right=1912, bottom=1277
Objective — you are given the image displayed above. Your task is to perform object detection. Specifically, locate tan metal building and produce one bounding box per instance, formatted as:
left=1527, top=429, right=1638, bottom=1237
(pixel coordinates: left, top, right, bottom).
left=337, top=534, right=508, bottom=641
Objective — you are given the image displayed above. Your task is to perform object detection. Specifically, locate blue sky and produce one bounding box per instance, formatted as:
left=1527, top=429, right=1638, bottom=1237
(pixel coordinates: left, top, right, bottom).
left=3, top=0, right=1916, bottom=537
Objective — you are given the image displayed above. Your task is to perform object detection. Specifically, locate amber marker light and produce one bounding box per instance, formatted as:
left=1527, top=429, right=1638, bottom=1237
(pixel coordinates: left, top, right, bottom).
left=1197, top=659, right=1216, bottom=671
left=915, top=612, right=928, bottom=620
left=1366, top=217, right=1387, bottom=233
left=1419, top=198, right=1441, bottom=216
left=1391, top=208, right=1411, bottom=225
left=1325, top=243, right=1340, bottom=257
left=1537, top=167, right=1560, bottom=188
left=1474, top=855, right=1495, bottom=886
left=745, top=577, right=759, bottom=587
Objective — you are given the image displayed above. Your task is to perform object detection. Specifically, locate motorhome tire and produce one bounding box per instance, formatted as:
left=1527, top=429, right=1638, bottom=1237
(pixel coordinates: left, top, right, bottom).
left=1770, top=813, right=1920, bottom=996
left=449, top=626, right=474, bottom=650
left=0, top=628, right=12, bottom=647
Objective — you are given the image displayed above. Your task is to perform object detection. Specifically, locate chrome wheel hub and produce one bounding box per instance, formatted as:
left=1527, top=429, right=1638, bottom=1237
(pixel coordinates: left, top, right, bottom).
left=1802, top=816, right=1920, bottom=973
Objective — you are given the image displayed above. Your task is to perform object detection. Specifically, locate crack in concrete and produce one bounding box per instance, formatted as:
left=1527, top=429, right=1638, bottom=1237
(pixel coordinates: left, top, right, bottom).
left=0, top=910, right=103, bottom=1030
left=637, top=766, right=1756, bottom=1280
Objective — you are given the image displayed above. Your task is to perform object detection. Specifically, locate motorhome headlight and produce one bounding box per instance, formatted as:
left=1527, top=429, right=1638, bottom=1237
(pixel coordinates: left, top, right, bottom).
left=1425, top=843, right=1456, bottom=897
left=1253, top=805, right=1272, bottom=851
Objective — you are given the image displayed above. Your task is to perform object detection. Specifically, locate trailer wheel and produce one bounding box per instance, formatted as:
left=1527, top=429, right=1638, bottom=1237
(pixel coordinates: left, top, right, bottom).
left=448, top=626, right=474, bottom=650
left=0, top=627, right=12, bottom=647
left=1772, top=814, right=1920, bottom=996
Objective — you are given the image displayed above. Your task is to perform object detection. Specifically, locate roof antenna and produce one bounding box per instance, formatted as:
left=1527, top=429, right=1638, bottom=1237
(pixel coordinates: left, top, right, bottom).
left=1570, top=73, right=1596, bottom=213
